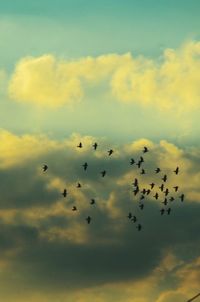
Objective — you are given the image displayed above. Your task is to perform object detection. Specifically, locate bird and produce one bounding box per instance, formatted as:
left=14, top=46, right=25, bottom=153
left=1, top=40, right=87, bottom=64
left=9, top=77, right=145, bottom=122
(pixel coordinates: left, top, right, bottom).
left=174, top=167, right=179, bottom=175
left=179, top=194, right=185, bottom=202
left=140, top=156, right=144, bottom=162
left=90, top=199, right=95, bottom=205
left=83, top=162, right=88, bottom=170
left=131, top=216, right=137, bottom=223
left=143, top=146, right=148, bottom=153
left=154, top=192, right=159, bottom=199
left=108, top=149, right=114, bottom=156
left=160, top=208, right=165, bottom=215
left=139, top=203, right=144, bottom=210
left=72, top=206, right=77, bottom=211
left=155, top=168, right=161, bottom=173
left=162, top=198, right=168, bottom=206
left=133, top=187, right=139, bottom=195
left=77, top=182, right=81, bottom=188
left=140, top=195, right=145, bottom=200
left=136, top=161, right=142, bottom=168
left=86, top=216, right=91, bottom=224
left=159, top=184, right=164, bottom=191
left=140, top=169, right=145, bottom=175
left=141, top=188, right=146, bottom=194
left=101, top=170, right=106, bottom=177
left=146, top=189, right=151, bottom=195
left=127, top=212, right=132, bottom=219
left=42, top=164, right=48, bottom=172
left=133, top=178, right=138, bottom=186
left=137, top=224, right=142, bottom=231
left=62, top=189, right=67, bottom=197
left=164, top=188, right=169, bottom=196
left=173, top=186, right=179, bottom=192
left=167, top=208, right=171, bottom=215
left=93, top=142, right=98, bottom=150
left=77, top=142, right=82, bottom=148
left=150, top=183, right=155, bottom=189
left=162, top=174, right=167, bottom=182
left=169, top=196, right=175, bottom=202
left=130, top=158, right=135, bottom=165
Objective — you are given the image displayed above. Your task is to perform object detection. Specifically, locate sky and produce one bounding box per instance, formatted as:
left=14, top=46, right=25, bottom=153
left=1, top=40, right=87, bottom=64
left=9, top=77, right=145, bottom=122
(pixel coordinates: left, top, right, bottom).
left=0, top=1, right=200, bottom=302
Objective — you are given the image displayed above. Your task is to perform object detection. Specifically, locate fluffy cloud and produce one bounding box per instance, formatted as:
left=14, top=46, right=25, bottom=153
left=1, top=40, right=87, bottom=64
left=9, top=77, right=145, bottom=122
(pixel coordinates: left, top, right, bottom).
left=8, top=41, right=200, bottom=111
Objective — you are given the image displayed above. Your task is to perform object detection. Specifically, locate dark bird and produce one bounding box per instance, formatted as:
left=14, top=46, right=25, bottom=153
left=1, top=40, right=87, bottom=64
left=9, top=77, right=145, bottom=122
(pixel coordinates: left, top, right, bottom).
left=137, top=224, right=142, bottom=231
left=140, top=169, right=145, bottom=175
left=77, top=142, right=82, bottom=148
left=162, top=198, right=168, bottom=206
left=133, top=178, right=138, bottom=186
left=155, top=167, right=161, bottom=173
left=108, top=149, right=114, bottom=156
left=146, top=189, right=151, bottom=195
left=77, top=182, right=81, bottom=188
left=167, top=208, right=171, bottom=215
left=174, top=167, right=179, bottom=175
left=143, top=146, right=148, bottom=153
left=159, top=184, right=164, bottom=191
left=173, top=186, right=179, bottom=192
left=90, top=199, right=95, bottom=205
left=101, top=170, right=106, bottom=177
left=140, top=195, right=145, bottom=201
left=93, top=142, right=98, bottom=150
left=160, top=208, right=165, bottom=215
left=130, top=158, right=135, bottom=165
left=150, top=183, right=155, bottom=189
left=127, top=212, right=132, bottom=219
left=141, top=188, right=146, bottom=194
left=72, top=206, right=77, bottom=211
left=136, top=161, right=142, bottom=168
left=86, top=216, right=91, bottom=224
left=169, top=196, right=175, bottom=202
left=131, top=216, right=137, bottom=223
left=154, top=192, right=159, bottom=199
left=133, top=187, right=139, bottom=196
left=139, top=203, right=144, bottom=210
left=164, top=188, right=169, bottom=196
left=162, top=174, right=167, bottom=182
left=62, top=189, right=67, bottom=197
left=83, top=162, right=88, bottom=170
left=140, top=156, right=144, bottom=162
left=179, top=194, right=185, bottom=202
left=42, top=164, right=48, bottom=172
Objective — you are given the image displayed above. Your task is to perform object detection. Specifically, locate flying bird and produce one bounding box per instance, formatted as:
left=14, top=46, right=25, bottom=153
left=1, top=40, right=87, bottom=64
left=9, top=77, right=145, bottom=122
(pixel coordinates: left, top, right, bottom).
left=150, top=183, right=155, bottom=189
left=164, top=188, right=169, bottom=196
left=86, top=216, right=91, bottom=224
left=90, top=199, right=95, bottom=205
left=93, top=142, right=98, bottom=150
left=130, top=158, right=135, bottom=165
left=133, top=178, right=138, bottom=186
left=173, top=186, right=179, bottom=192
left=131, top=216, right=137, bottom=223
left=154, top=192, right=159, bottom=199
left=167, top=208, right=171, bottom=215
left=140, top=169, right=145, bottom=175
left=159, top=184, right=164, bottom=191
left=162, top=198, right=168, bottom=206
left=77, top=142, right=82, bottom=148
left=155, top=168, right=161, bottom=173
left=136, top=161, right=142, bottom=168
left=101, top=170, right=106, bottom=177
left=179, top=194, right=185, bottom=202
left=108, top=149, right=114, bottom=156
left=143, top=146, right=148, bottom=153
left=174, top=167, right=179, bottom=175
left=160, top=208, right=165, bottom=215
left=139, top=203, right=144, bottom=210
left=141, top=188, right=146, bottom=194
left=140, top=156, right=144, bottom=162
left=137, top=224, right=142, bottom=231
left=146, top=189, right=151, bottom=195
left=162, top=174, right=167, bottom=182
left=127, top=212, right=132, bottom=219
left=77, top=182, right=81, bottom=188
left=83, top=162, right=88, bottom=170
left=140, top=195, right=145, bottom=200
left=169, top=196, right=175, bottom=202
left=62, top=189, right=67, bottom=197
left=72, top=206, right=77, bottom=211
left=42, top=164, right=48, bottom=172
left=133, top=187, right=139, bottom=195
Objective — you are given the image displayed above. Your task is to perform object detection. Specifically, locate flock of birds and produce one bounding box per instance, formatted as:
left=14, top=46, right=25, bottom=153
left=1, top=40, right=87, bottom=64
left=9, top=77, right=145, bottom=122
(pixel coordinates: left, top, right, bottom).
left=42, top=142, right=185, bottom=231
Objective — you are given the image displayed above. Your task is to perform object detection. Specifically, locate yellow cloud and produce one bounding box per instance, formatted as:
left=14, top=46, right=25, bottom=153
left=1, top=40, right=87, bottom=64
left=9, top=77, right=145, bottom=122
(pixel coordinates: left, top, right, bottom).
left=8, top=41, right=200, bottom=111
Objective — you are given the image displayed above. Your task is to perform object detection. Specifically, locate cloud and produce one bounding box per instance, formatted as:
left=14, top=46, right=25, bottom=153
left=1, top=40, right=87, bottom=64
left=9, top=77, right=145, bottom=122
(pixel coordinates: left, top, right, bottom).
left=8, top=41, right=200, bottom=111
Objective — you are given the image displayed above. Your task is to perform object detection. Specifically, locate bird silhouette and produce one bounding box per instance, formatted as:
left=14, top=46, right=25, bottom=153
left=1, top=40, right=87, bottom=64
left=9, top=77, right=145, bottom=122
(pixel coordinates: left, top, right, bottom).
left=101, top=170, right=106, bottom=177
left=130, top=158, right=135, bottom=165
left=162, top=198, right=168, bottom=206
left=86, top=216, right=91, bottom=224
left=90, top=199, right=95, bottom=205
left=167, top=208, right=171, bottom=215
left=42, top=164, right=48, bottom=172
left=146, top=189, right=151, bottom=195
left=139, top=203, right=144, bottom=210
left=160, top=208, right=165, bottom=215
left=179, top=194, right=185, bottom=202
left=131, top=216, right=137, bottom=223
left=169, top=196, right=175, bottom=202
left=155, top=168, right=161, bottom=173
left=140, top=195, right=145, bottom=201
left=143, top=146, right=148, bottom=153
left=162, top=174, right=167, bottom=182
left=140, top=169, right=145, bottom=175
left=62, top=189, right=67, bottom=197
left=136, top=161, right=142, bottom=168
left=173, top=186, right=179, bottom=192
left=93, top=142, right=98, bottom=150
left=72, top=206, right=77, bottom=211
left=164, top=188, right=169, bottom=196
left=77, top=142, right=82, bottom=148
left=133, top=187, right=139, bottom=195
left=150, top=183, right=155, bottom=189
left=83, top=162, right=88, bottom=170
left=133, top=178, right=138, bottom=186
left=154, top=192, right=159, bottom=199
left=137, top=224, right=142, bottom=231
left=140, top=156, right=144, bottom=162
left=174, top=167, right=179, bottom=175
left=141, top=188, right=146, bottom=194
left=77, top=182, right=81, bottom=188
left=108, top=149, right=114, bottom=156
left=159, top=184, right=164, bottom=191
left=127, top=212, right=132, bottom=219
